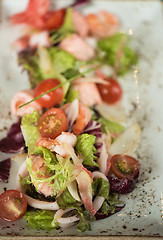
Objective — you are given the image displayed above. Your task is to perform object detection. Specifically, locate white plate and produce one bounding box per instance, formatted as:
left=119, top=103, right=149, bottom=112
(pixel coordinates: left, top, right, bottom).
left=0, top=0, right=163, bottom=238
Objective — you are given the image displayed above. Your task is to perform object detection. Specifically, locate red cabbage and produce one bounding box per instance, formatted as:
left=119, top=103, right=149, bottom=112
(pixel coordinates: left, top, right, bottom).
left=95, top=205, right=125, bottom=220
left=0, top=158, right=11, bottom=181
left=0, top=120, right=25, bottom=153
left=71, top=0, right=91, bottom=7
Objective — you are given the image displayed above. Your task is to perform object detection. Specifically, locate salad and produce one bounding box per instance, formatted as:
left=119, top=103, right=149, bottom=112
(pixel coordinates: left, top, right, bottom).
left=0, top=0, right=141, bottom=233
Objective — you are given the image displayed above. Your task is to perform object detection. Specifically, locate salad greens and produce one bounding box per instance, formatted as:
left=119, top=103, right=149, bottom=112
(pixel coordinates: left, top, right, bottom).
left=3, top=0, right=140, bottom=233
left=75, top=133, right=98, bottom=167
left=97, top=33, right=138, bottom=75
left=21, top=111, right=40, bottom=154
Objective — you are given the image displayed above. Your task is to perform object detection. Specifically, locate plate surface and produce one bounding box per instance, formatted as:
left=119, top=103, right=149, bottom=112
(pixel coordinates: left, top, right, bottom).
left=0, top=0, right=163, bottom=238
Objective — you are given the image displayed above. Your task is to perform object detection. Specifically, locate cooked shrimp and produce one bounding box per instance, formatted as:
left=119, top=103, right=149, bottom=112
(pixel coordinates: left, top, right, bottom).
left=73, top=103, right=91, bottom=135
left=72, top=10, right=89, bottom=37
left=59, top=34, right=95, bottom=61
left=36, top=132, right=77, bottom=157
left=29, top=154, right=53, bottom=197
left=11, top=89, right=42, bottom=117
left=72, top=81, right=102, bottom=107
left=85, top=10, right=119, bottom=38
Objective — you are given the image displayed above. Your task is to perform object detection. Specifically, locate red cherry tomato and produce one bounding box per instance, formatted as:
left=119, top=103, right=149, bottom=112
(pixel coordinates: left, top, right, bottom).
left=97, top=77, right=122, bottom=104
left=44, top=9, right=65, bottom=31
left=34, top=79, right=64, bottom=108
left=0, top=190, right=27, bottom=222
left=111, top=154, right=139, bottom=180
left=37, top=108, right=67, bottom=139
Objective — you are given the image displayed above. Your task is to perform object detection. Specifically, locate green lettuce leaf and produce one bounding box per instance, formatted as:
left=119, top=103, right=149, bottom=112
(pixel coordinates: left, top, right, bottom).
left=77, top=210, right=95, bottom=232
left=75, top=134, right=98, bottom=167
left=57, top=188, right=79, bottom=210
left=26, top=154, right=74, bottom=196
left=92, top=178, right=110, bottom=200
left=21, top=111, right=40, bottom=154
left=34, top=146, right=57, bottom=172
left=101, top=192, right=123, bottom=215
left=57, top=188, right=95, bottom=232
left=97, top=33, right=138, bottom=75
left=24, top=209, right=56, bottom=230
left=98, top=117, right=124, bottom=134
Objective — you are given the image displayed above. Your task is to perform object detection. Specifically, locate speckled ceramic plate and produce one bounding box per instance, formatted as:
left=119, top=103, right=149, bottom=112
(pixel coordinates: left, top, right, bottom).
left=0, top=0, right=163, bottom=239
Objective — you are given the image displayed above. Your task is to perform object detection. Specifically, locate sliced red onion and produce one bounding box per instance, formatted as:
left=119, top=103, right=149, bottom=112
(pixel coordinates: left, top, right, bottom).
left=0, top=120, right=25, bottom=153
left=0, top=158, right=11, bottom=181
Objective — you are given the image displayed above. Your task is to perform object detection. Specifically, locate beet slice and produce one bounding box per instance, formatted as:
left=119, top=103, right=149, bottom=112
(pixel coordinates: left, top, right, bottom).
left=0, top=158, right=11, bottom=181
left=109, top=176, right=138, bottom=194
left=0, top=120, right=25, bottom=153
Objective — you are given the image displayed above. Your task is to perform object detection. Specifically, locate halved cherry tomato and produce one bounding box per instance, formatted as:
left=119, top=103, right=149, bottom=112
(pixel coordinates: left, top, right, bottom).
left=34, top=79, right=64, bottom=108
left=37, top=108, right=67, bottom=139
left=111, top=154, right=139, bottom=180
left=44, top=9, right=65, bottom=31
left=97, top=77, right=122, bottom=104
left=0, top=190, right=27, bottom=222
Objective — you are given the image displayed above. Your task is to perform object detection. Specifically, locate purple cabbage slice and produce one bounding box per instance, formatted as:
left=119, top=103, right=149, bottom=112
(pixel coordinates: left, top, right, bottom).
left=109, top=175, right=138, bottom=194
left=95, top=205, right=125, bottom=220
left=0, top=158, right=11, bottom=181
left=71, top=0, right=91, bottom=7
left=0, top=119, right=25, bottom=153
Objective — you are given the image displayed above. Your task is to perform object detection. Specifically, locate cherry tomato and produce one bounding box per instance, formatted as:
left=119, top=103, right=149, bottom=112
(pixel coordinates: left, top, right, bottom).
left=34, top=79, right=64, bottom=108
left=111, top=154, right=139, bottom=180
left=44, top=9, right=65, bottom=31
left=37, top=108, right=67, bottom=139
left=97, top=77, right=122, bottom=104
left=0, top=190, right=27, bottom=221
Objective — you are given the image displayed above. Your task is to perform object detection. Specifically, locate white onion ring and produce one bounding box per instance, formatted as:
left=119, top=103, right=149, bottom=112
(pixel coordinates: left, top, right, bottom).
left=92, top=171, right=108, bottom=181
left=92, top=171, right=109, bottom=211
left=54, top=208, right=79, bottom=228
left=16, top=160, right=59, bottom=210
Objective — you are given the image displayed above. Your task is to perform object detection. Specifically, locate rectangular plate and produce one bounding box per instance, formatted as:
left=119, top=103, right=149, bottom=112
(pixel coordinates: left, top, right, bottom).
left=0, top=0, right=163, bottom=238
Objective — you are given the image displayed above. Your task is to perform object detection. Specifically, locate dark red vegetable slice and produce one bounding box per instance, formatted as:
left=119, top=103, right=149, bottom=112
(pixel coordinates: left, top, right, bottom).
left=0, top=120, right=25, bottom=153
left=0, top=158, right=11, bottom=181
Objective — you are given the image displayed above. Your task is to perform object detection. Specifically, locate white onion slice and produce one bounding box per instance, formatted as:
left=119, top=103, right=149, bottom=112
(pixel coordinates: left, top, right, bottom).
left=108, top=123, right=141, bottom=156
left=92, top=171, right=108, bottom=211
left=12, top=153, right=27, bottom=165
left=93, top=196, right=105, bottom=212
left=92, top=171, right=108, bottom=181
left=54, top=208, right=79, bottom=228
left=16, top=160, right=59, bottom=210
left=97, top=135, right=108, bottom=175
left=96, top=101, right=125, bottom=123
left=67, top=180, right=81, bottom=202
